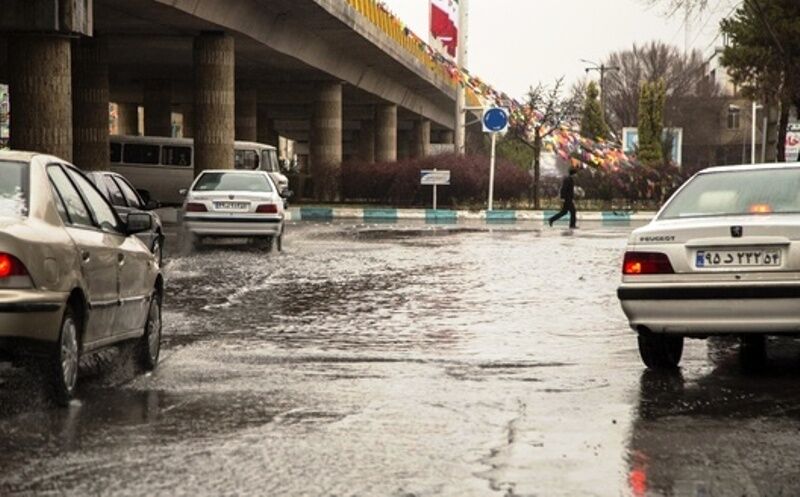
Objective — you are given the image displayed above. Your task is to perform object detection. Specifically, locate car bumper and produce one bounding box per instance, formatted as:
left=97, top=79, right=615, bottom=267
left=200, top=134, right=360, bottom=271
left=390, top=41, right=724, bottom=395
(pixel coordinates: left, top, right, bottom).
left=618, top=283, right=800, bottom=334
left=0, top=290, right=67, bottom=347
left=184, top=215, right=283, bottom=236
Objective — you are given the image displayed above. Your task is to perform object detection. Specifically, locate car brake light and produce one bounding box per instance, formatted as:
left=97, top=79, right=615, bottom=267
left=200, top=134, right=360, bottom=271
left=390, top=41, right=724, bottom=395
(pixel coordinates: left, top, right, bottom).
left=623, top=252, right=674, bottom=275
left=185, top=202, right=207, bottom=212
left=0, top=253, right=28, bottom=278
left=256, top=204, right=278, bottom=214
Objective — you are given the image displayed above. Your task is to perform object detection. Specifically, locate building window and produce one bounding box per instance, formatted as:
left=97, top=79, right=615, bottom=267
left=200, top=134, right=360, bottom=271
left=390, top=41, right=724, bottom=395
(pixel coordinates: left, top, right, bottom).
left=728, top=106, right=741, bottom=130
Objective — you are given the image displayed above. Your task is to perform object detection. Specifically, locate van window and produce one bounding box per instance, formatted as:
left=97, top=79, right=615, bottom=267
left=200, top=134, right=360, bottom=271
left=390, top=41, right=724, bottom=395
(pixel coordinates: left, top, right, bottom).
left=123, top=144, right=160, bottom=165
left=162, top=146, right=192, bottom=167
left=110, top=142, right=122, bottom=163
left=235, top=150, right=259, bottom=170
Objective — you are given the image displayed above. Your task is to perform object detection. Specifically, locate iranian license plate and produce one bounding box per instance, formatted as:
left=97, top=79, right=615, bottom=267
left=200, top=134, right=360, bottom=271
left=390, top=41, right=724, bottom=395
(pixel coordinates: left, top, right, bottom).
left=214, top=201, right=249, bottom=211
left=695, top=248, right=782, bottom=268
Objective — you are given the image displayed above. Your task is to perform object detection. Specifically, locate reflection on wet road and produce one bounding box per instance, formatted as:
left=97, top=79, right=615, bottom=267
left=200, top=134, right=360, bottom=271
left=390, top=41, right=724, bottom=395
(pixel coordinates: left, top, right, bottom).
left=2, top=222, right=800, bottom=496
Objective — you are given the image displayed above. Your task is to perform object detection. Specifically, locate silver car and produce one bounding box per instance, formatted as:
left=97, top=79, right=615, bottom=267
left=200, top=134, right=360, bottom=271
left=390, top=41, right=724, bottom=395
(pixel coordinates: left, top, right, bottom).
left=182, top=169, right=286, bottom=252
left=618, top=163, right=800, bottom=369
left=0, top=151, right=163, bottom=405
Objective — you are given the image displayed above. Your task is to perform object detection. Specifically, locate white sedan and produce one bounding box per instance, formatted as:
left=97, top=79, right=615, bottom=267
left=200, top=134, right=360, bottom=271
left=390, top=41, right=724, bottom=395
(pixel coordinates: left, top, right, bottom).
left=618, top=163, right=800, bottom=369
left=182, top=170, right=286, bottom=251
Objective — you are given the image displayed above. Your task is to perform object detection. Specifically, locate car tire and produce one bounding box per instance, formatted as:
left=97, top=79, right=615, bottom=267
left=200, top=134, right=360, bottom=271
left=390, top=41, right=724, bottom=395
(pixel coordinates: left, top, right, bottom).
left=277, top=224, right=284, bottom=252
left=136, top=293, right=162, bottom=371
left=739, top=335, right=766, bottom=371
left=638, top=332, right=683, bottom=370
left=49, top=305, right=80, bottom=406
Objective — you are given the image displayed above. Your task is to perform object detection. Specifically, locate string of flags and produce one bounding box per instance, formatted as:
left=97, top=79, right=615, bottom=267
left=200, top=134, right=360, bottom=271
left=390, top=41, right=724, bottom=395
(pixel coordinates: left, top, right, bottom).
left=371, top=1, right=641, bottom=172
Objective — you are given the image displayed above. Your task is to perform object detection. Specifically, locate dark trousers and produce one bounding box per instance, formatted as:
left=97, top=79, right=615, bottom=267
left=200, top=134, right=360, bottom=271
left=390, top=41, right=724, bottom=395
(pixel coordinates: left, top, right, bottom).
left=549, top=199, right=576, bottom=227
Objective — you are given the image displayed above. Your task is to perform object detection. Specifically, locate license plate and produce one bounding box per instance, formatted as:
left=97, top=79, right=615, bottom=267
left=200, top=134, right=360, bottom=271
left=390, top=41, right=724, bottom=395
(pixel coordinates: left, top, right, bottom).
left=695, top=248, right=782, bottom=268
left=214, top=201, right=249, bottom=211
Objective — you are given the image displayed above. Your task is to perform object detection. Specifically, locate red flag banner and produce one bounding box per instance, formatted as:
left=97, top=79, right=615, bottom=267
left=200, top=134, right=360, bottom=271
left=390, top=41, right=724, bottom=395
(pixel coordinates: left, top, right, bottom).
left=430, top=0, right=458, bottom=58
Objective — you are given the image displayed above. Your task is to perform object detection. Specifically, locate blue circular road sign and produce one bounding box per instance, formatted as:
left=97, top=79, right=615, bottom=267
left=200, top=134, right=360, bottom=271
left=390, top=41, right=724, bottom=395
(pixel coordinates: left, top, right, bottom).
left=483, top=108, right=509, bottom=133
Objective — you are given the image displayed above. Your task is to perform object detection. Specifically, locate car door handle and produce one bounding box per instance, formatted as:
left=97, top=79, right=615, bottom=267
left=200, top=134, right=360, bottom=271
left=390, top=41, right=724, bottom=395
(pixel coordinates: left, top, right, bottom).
left=117, top=253, right=126, bottom=265
left=81, top=251, right=91, bottom=263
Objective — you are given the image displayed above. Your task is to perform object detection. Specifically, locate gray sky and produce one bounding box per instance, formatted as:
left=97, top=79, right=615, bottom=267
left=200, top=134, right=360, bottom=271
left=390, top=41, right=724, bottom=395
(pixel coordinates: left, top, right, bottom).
left=381, top=0, right=740, bottom=99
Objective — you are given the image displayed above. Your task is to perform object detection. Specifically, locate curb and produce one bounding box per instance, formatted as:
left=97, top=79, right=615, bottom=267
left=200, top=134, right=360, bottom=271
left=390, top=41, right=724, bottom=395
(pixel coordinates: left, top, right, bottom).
left=286, top=207, right=656, bottom=225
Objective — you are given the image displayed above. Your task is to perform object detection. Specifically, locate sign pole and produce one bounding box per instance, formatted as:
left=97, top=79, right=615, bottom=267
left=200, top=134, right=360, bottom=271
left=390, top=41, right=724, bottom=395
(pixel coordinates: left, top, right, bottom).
left=488, top=132, right=497, bottom=211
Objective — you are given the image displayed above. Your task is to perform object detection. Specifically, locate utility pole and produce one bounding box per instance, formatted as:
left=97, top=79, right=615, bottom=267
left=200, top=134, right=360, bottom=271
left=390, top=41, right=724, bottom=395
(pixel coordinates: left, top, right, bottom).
left=454, top=0, right=469, bottom=155
left=582, top=60, right=619, bottom=126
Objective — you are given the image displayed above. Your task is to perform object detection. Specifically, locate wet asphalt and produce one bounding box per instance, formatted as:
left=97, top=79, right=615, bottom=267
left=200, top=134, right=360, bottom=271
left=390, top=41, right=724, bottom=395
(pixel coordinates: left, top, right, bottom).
left=2, top=221, right=800, bottom=496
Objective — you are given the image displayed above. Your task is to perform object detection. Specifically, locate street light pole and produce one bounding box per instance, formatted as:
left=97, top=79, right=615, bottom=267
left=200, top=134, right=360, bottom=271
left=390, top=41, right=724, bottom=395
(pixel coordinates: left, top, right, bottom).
left=582, top=60, right=620, bottom=126
left=454, top=0, right=469, bottom=155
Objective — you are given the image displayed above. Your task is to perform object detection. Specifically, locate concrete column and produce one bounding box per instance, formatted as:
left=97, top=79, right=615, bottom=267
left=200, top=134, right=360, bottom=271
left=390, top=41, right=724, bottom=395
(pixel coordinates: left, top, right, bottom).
left=8, top=35, right=72, bottom=160
left=235, top=83, right=257, bottom=141
left=72, top=37, right=109, bottom=171
left=397, top=130, right=411, bottom=160
left=193, top=32, right=235, bottom=176
left=144, top=80, right=172, bottom=137
left=411, top=119, right=431, bottom=158
left=375, top=103, right=397, bottom=162
left=310, top=81, right=342, bottom=200
left=179, top=104, right=193, bottom=138
left=256, top=105, right=280, bottom=147
left=358, top=119, right=375, bottom=163
left=117, top=103, right=140, bottom=136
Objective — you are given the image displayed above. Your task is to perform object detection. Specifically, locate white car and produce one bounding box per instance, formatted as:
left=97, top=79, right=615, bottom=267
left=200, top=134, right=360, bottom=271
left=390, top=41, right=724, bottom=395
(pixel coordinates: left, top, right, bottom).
left=182, top=170, right=286, bottom=251
left=618, top=162, right=800, bottom=369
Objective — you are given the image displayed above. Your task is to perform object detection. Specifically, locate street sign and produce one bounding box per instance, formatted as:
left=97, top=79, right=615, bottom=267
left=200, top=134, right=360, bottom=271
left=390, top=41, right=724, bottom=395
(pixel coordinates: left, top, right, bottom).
left=420, top=169, right=451, bottom=186
left=482, top=107, right=509, bottom=133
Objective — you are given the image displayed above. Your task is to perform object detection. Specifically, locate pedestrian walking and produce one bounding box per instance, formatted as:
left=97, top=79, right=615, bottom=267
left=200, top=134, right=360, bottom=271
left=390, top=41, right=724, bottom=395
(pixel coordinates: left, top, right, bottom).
left=548, top=167, right=578, bottom=228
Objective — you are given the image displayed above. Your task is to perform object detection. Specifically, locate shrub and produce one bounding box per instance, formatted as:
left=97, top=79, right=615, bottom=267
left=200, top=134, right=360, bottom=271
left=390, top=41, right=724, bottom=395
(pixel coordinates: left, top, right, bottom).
left=342, top=154, right=530, bottom=207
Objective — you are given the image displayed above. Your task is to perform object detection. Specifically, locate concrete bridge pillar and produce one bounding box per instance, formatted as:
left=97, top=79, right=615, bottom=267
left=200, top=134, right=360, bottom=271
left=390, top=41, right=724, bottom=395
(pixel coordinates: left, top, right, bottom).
left=116, top=103, right=140, bottom=136
left=358, top=119, right=375, bottom=163
left=72, top=37, right=109, bottom=171
left=411, top=119, right=431, bottom=159
left=8, top=35, right=72, bottom=160
left=310, top=81, right=342, bottom=200
left=257, top=105, right=280, bottom=147
left=235, top=83, right=257, bottom=142
left=375, top=103, right=397, bottom=163
left=193, top=32, right=235, bottom=176
left=144, top=80, right=172, bottom=137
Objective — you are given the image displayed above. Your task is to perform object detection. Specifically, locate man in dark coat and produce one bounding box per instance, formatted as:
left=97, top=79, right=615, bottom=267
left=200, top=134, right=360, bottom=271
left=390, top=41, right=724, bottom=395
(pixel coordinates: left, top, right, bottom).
left=548, top=167, right=578, bottom=228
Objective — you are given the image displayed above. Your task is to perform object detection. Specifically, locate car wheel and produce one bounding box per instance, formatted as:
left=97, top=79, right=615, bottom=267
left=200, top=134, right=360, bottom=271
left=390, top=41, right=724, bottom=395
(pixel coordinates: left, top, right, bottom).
left=50, top=305, right=80, bottom=406
left=638, top=332, right=683, bottom=370
left=739, top=335, right=766, bottom=370
left=137, top=294, right=162, bottom=371
left=277, top=224, right=284, bottom=252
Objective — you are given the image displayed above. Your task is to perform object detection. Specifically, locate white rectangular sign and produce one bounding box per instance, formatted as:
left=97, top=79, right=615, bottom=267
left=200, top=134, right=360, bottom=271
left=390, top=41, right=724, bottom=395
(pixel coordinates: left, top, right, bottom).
left=421, top=169, right=451, bottom=186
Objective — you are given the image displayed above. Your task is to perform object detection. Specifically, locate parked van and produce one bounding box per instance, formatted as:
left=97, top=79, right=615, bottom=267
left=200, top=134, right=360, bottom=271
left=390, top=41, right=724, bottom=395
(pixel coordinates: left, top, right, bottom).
left=109, top=135, right=289, bottom=205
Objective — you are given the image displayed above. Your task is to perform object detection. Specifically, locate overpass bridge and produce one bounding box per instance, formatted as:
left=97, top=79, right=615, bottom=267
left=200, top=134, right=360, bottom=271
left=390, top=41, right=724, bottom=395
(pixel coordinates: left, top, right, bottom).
left=0, top=0, right=468, bottom=199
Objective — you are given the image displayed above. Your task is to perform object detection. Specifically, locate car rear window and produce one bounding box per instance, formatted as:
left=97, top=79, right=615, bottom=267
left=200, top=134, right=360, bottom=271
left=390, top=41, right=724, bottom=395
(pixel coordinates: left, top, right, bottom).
left=193, top=172, right=273, bottom=192
left=0, top=161, right=29, bottom=217
left=660, top=168, right=800, bottom=219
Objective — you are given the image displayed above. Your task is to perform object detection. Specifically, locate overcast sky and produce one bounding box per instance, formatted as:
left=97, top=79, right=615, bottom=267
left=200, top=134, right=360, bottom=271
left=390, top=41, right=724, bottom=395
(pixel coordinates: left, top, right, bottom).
left=380, top=0, right=740, bottom=99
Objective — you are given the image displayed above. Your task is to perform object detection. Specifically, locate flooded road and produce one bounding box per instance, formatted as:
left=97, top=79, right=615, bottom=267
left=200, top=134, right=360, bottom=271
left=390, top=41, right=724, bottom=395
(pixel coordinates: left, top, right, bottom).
left=2, top=222, right=800, bottom=496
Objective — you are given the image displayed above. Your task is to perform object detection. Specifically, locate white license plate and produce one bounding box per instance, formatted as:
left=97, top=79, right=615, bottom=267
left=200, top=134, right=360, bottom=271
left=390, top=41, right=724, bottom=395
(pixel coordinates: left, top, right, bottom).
left=695, top=248, right=782, bottom=268
left=214, top=201, right=249, bottom=210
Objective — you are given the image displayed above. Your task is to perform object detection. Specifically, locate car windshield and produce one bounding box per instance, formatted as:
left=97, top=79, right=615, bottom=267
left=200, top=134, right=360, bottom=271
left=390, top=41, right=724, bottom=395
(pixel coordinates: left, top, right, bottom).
left=193, top=172, right=273, bottom=192
left=659, top=168, right=800, bottom=220
left=0, top=161, right=29, bottom=217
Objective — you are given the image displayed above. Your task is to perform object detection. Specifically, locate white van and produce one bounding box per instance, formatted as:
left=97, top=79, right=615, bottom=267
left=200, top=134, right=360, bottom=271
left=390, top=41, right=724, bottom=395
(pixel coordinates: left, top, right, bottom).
left=109, top=135, right=289, bottom=205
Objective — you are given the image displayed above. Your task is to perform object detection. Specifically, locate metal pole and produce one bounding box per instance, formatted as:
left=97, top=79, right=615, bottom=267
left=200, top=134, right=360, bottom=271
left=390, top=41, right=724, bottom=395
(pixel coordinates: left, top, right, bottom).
left=433, top=168, right=438, bottom=210
left=751, top=101, right=758, bottom=164
left=488, top=132, right=497, bottom=211
left=454, top=0, right=468, bottom=155
left=599, top=64, right=606, bottom=124
left=761, top=114, right=768, bottom=163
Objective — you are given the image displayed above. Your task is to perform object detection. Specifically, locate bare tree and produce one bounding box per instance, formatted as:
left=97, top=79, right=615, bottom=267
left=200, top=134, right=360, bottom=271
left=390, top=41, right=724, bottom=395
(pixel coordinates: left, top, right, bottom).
left=510, top=78, right=581, bottom=208
left=641, top=0, right=710, bottom=16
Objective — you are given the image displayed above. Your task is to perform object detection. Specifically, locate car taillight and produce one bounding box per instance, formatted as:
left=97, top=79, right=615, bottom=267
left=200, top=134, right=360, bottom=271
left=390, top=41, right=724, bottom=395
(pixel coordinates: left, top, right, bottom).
left=0, top=253, right=32, bottom=288
left=255, top=204, right=278, bottom=214
left=185, top=202, right=207, bottom=212
left=623, top=252, right=674, bottom=275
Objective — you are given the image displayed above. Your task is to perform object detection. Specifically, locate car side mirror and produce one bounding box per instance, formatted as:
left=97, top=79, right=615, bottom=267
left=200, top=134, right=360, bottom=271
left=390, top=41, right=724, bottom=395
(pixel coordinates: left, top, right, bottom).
left=126, top=211, right=153, bottom=235
left=178, top=188, right=188, bottom=197
left=144, top=199, right=160, bottom=211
